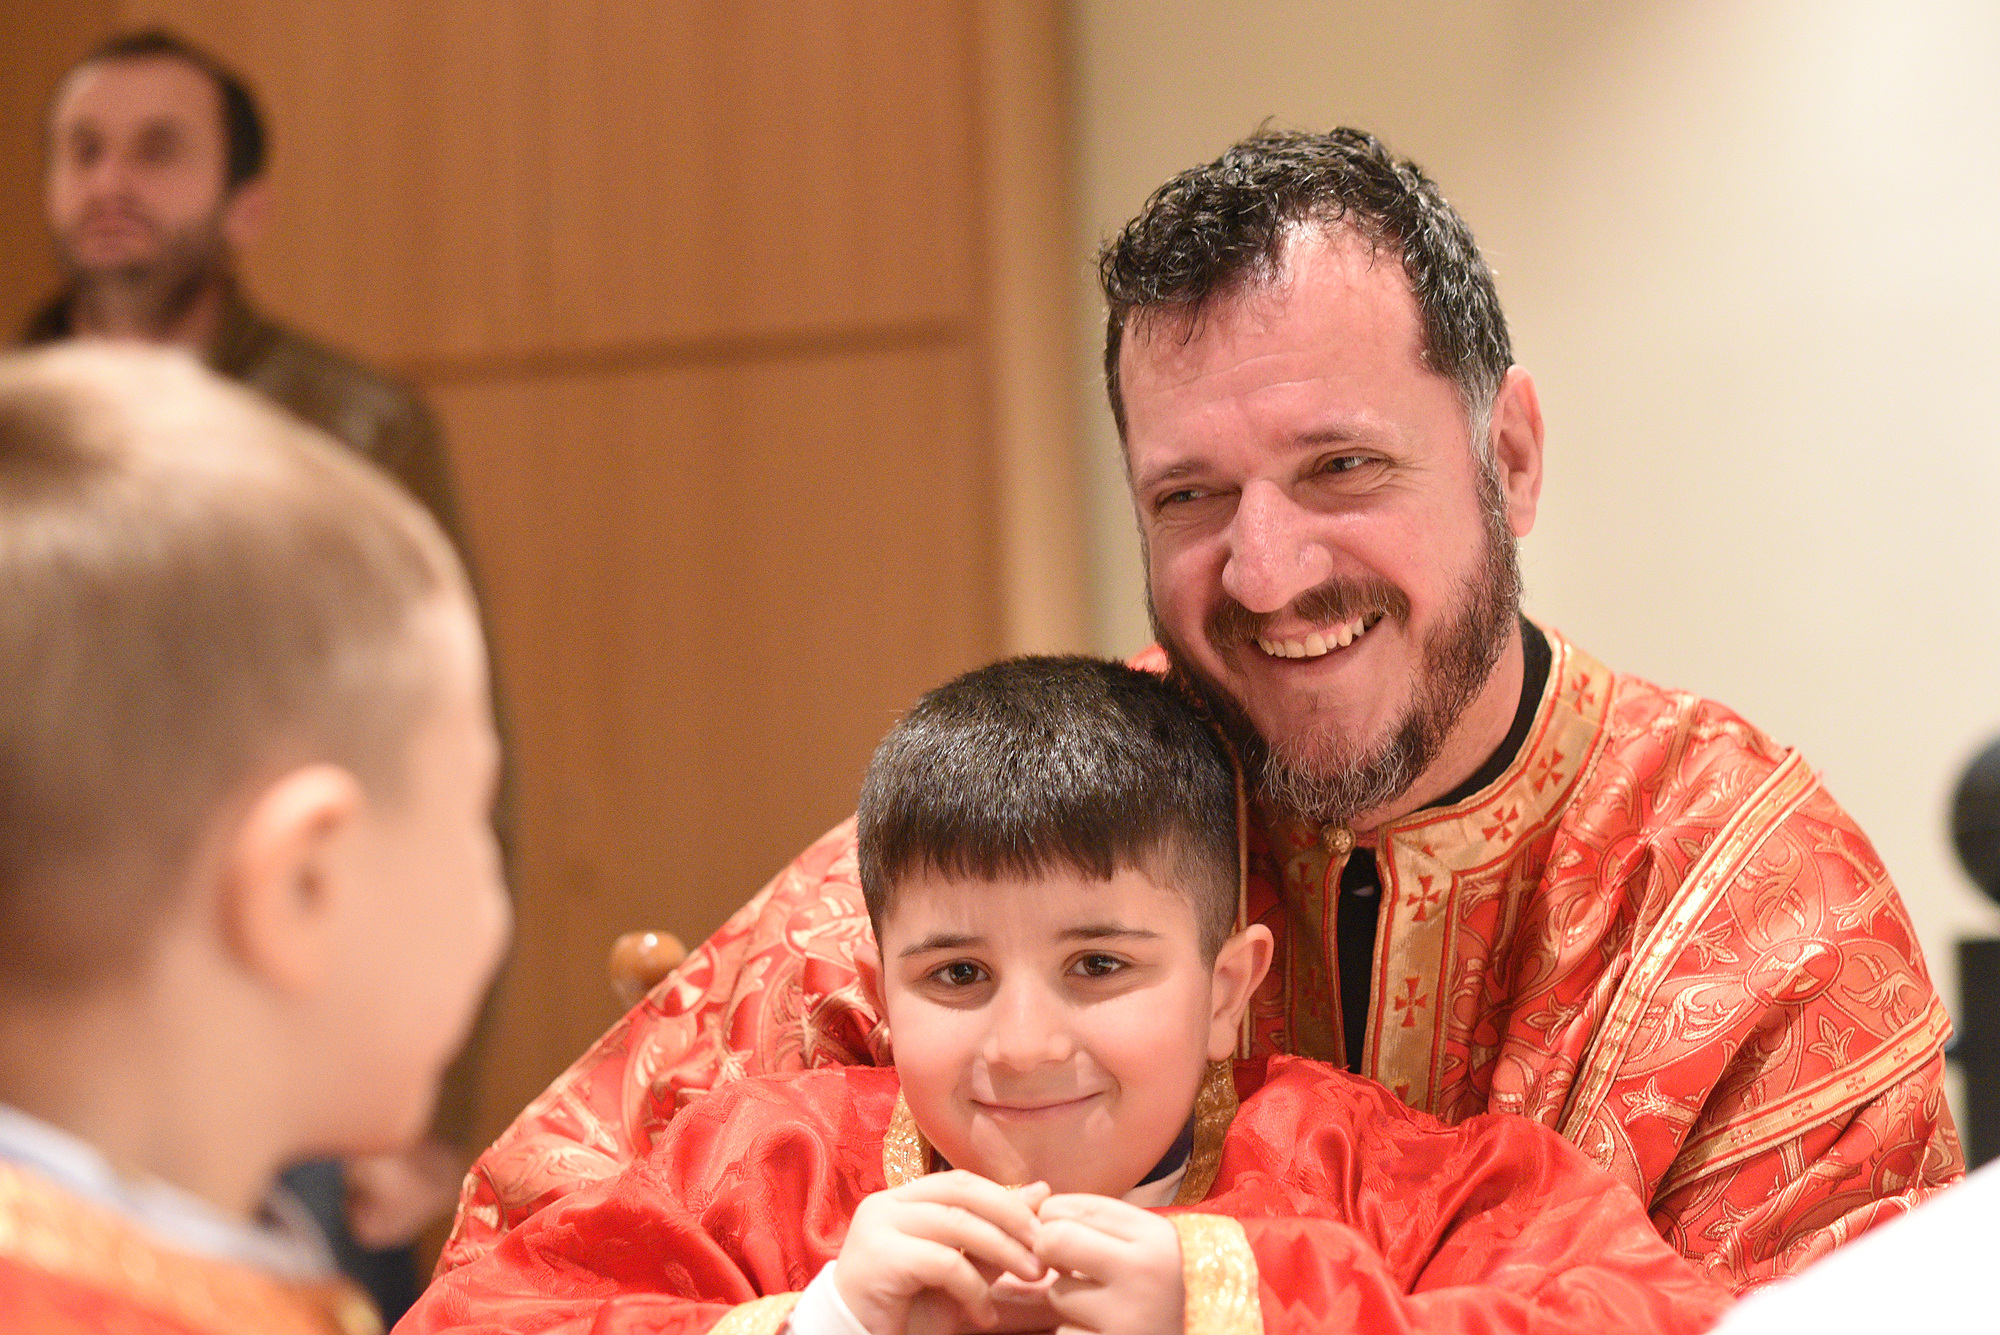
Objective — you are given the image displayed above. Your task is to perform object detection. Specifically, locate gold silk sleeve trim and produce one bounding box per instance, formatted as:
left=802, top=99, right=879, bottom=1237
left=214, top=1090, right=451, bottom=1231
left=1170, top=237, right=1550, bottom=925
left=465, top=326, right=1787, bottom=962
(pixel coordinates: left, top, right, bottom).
left=1170, top=1214, right=1263, bottom=1335
left=708, top=1291, right=802, bottom=1335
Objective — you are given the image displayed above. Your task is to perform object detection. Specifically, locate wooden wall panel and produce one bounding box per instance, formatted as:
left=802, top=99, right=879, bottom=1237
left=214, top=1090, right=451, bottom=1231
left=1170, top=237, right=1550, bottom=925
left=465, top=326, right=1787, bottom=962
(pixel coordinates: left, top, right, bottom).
left=431, top=342, right=995, bottom=1134
left=65, top=0, right=1080, bottom=1150
left=126, top=0, right=978, bottom=369
left=0, top=0, right=119, bottom=336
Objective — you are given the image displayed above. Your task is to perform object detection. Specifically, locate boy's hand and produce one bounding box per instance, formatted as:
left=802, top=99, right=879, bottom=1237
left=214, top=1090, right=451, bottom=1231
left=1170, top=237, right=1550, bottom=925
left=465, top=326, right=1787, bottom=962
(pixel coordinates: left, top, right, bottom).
left=1034, top=1195, right=1184, bottom=1335
left=836, top=1173, right=1050, bottom=1335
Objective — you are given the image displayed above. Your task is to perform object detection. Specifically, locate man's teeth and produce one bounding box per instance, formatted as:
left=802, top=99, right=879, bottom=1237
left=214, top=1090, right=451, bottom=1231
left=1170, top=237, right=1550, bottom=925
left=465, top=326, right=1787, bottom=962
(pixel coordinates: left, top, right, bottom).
left=1258, top=616, right=1371, bottom=660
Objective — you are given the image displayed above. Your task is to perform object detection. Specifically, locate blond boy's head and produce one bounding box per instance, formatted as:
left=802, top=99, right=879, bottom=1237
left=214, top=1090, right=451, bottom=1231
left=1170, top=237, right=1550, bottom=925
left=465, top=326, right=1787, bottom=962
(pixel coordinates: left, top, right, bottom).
left=0, top=344, right=508, bottom=1185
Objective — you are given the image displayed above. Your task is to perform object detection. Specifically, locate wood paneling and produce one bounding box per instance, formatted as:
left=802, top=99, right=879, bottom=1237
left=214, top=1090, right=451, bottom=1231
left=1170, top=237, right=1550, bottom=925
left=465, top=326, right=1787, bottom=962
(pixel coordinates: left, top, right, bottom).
left=127, top=0, right=979, bottom=367
left=64, top=0, right=1082, bottom=1148
left=433, top=341, right=995, bottom=1132
left=0, top=0, right=118, bottom=336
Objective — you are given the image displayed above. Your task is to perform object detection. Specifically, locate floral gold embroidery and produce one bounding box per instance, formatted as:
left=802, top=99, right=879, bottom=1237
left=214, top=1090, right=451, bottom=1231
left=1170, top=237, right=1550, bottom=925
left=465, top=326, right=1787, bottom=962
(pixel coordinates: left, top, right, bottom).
left=882, top=1094, right=930, bottom=1187
left=1173, top=1061, right=1239, bottom=1205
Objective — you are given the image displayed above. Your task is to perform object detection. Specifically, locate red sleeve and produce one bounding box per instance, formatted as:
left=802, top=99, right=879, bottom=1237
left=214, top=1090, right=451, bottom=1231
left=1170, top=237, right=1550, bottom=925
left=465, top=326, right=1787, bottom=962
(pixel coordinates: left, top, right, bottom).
left=439, top=820, right=887, bottom=1275
left=1201, top=1060, right=1733, bottom=1335
left=405, top=1070, right=897, bottom=1335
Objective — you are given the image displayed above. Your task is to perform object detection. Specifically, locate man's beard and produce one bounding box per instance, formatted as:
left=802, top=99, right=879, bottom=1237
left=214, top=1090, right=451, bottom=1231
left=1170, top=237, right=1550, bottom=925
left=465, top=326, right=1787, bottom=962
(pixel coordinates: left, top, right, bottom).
left=1157, top=468, right=1522, bottom=828
left=58, top=206, right=228, bottom=335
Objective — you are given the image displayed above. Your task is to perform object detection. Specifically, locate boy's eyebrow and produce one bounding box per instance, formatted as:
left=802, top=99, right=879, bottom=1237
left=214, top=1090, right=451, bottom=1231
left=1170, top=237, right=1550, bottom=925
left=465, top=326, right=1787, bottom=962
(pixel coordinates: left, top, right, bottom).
left=1059, top=924, right=1162, bottom=943
left=898, top=932, right=984, bottom=958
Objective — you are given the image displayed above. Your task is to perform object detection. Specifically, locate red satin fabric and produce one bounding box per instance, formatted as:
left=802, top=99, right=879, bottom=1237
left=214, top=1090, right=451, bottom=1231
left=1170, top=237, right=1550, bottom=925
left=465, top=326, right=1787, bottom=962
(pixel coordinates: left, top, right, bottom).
left=402, top=1057, right=1728, bottom=1335
left=439, top=632, right=1958, bottom=1292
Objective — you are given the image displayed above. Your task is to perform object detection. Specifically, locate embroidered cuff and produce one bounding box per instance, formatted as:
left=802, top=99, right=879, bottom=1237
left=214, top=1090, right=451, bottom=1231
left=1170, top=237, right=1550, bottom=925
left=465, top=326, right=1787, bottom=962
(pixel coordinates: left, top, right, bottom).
left=1170, top=1214, right=1263, bottom=1335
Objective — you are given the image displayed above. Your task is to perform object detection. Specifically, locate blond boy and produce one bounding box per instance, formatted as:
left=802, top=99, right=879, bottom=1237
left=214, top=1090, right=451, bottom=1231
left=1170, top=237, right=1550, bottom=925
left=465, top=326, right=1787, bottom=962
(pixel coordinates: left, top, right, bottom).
left=0, top=343, right=508, bottom=1334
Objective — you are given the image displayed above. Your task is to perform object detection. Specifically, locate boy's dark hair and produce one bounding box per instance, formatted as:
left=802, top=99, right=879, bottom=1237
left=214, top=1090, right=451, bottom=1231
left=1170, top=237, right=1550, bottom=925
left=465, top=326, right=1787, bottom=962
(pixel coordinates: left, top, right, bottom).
left=67, top=28, right=267, bottom=192
left=857, top=656, right=1239, bottom=957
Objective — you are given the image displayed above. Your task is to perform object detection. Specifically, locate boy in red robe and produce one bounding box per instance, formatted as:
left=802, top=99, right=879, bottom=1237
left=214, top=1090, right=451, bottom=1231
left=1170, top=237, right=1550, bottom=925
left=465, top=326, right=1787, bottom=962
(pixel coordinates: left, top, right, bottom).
left=404, top=658, right=1729, bottom=1335
left=0, top=344, right=511, bottom=1334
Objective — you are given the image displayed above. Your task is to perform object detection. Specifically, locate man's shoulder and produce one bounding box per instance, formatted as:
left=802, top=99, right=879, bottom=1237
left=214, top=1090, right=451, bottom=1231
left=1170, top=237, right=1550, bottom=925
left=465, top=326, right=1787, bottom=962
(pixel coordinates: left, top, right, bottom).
left=223, top=302, right=434, bottom=458
left=1556, top=632, right=1799, bottom=795
left=1551, top=632, right=1894, bottom=920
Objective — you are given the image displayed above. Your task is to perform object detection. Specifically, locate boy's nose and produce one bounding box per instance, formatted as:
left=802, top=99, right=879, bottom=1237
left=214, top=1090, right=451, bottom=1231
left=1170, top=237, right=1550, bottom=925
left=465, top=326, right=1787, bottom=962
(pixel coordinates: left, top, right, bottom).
left=980, top=980, right=1074, bottom=1072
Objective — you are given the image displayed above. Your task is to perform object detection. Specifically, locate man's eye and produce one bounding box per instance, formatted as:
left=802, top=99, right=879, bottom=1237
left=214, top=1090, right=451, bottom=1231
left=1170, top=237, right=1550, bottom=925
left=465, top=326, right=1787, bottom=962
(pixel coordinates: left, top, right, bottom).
left=1071, top=953, right=1125, bottom=978
left=1157, top=488, right=1204, bottom=508
left=1321, top=455, right=1367, bottom=474
left=930, top=960, right=987, bottom=987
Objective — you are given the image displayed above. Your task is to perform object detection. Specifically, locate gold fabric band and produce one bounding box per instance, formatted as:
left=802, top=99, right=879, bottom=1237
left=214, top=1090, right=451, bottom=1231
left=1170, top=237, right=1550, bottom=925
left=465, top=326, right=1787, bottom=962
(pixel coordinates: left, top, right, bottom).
left=1170, top=1213, right=1263, bottom=1335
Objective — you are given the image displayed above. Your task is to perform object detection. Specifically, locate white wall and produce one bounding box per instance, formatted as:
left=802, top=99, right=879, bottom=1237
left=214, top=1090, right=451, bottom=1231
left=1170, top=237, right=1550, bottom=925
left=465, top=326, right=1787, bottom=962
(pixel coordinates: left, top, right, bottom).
left=1073, top=0, right=2000, bottom=1019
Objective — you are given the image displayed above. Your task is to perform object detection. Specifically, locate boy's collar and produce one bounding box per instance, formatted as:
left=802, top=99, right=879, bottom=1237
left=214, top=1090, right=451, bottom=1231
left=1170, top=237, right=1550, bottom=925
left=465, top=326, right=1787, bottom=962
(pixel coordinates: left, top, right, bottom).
left=883, top=1060, right=1240, bottom=1206
left=0, top=1101, right=334, bottom=1280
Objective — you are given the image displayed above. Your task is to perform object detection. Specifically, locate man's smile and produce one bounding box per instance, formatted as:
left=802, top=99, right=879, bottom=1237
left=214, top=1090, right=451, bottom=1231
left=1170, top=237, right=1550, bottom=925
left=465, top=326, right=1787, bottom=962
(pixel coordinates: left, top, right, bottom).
left=1255, top=612, right=1384, bottom=660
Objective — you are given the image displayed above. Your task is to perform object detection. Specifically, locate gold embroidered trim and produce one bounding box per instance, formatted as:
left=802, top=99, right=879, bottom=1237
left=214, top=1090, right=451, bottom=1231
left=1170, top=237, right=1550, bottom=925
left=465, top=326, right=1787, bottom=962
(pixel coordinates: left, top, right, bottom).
left=0, top=1161, right=378, bottom=1335
left=707, top=1291, right=802, bottom=1335
left=1559, top=751, right=1819, bottom=1141
left=1171, top=1214, right=1263, bottom=1335
left=1173, top=1061, right=1239, bottom=1206
left=1369, top=632, right=1609, bottom=1110
left=882, top=1093, right=930, bottom=1187
left=1658, top=996, right=1955, bottom=1198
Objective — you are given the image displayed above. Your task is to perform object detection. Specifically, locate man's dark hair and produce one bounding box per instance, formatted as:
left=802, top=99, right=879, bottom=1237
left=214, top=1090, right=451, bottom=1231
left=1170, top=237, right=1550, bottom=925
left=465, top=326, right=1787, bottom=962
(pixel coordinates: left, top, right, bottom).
left=857, top=656, right=1239, bottom=957
left=66, top=29, right=266, bottom=192
left=1098, top=127, right=1510, bottom=445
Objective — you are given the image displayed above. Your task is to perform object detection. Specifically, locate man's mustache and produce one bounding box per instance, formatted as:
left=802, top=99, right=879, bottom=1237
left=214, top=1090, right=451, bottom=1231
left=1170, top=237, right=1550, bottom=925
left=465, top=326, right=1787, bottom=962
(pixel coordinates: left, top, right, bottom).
left=1204, top=577, right=1411, bottom=652
left=70, top=201, right=162, bottom=239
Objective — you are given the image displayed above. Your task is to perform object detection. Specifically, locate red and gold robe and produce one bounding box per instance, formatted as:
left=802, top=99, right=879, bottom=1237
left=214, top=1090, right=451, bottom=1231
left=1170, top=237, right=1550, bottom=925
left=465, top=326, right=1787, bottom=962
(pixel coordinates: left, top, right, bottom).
left=441, top=629, right=1961, bottom=1292
left=406, top=1057, right=1729, bottom=1335
left=0, top=1160, right=380, bottom=1335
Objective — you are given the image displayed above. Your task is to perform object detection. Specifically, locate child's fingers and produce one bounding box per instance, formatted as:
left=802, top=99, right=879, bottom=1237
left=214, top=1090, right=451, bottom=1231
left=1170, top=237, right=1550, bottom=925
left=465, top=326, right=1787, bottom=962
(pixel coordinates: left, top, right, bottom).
left=890, top=1198, right=1045, bottom=1283
left=1033, top=1215, right=1127, bottom=1284
left=895, top=1172, right=1047, bottom=1268
left=1035, top=1193, right=1158, bottom=1243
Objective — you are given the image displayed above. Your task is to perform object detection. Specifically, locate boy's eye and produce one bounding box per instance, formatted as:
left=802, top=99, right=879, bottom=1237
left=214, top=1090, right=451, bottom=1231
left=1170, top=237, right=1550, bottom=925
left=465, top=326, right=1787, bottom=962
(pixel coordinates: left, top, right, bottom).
left=928, top=960, right=988, bottom=988
left=1070, top=953, right=1125, bottom=978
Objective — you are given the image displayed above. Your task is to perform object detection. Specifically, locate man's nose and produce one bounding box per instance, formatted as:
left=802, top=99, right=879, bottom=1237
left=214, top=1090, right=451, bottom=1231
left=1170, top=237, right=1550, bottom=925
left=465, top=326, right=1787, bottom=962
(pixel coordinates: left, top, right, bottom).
left=981, top=980, right=1073, bottom=1072
left=1220, top=478, right=1332, bottom=615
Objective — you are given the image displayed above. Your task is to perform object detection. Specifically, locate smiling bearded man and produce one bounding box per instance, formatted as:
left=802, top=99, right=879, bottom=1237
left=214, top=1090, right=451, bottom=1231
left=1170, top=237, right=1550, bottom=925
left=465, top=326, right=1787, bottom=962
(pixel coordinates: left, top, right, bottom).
left=436, top=128, right=1960, bottom=1297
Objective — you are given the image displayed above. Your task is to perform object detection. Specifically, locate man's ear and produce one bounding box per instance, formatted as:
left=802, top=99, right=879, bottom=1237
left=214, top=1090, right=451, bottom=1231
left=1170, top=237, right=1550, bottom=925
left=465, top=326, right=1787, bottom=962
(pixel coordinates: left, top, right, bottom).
left=1487, top=366, right=1545, bottom=539
left=1206, top=924, right=1273, bottom=1062
left=220, top=176, right=270, bottom=252
left=217, top=764, right=364, bottom=996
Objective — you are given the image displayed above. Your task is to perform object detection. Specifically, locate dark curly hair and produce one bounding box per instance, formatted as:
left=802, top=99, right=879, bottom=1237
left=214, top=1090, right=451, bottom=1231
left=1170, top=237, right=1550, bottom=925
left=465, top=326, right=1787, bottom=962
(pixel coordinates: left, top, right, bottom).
left=1098, top=127, right=1510, bottom=447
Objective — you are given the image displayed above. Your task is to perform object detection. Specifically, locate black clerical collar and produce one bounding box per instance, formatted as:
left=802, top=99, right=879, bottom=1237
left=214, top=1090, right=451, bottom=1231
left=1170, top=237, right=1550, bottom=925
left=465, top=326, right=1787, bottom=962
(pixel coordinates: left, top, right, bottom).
left=1427, top=617, right=1552, bottom=812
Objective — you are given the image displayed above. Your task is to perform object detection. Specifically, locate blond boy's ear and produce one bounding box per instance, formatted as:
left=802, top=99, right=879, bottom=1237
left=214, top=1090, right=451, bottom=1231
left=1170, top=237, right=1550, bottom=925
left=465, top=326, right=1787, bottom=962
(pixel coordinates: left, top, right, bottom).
left=1206, top=924, right=1274, bottom=1062
left=217, top=764, right=365, bottom=996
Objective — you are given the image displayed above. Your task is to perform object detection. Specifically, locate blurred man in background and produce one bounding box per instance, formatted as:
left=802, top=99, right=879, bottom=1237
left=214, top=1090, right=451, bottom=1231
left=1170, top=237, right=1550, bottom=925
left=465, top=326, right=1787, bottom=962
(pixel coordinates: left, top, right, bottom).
left=25, top=29, right=466, bottom=552
left=23, top=29, right=485, bottom=1321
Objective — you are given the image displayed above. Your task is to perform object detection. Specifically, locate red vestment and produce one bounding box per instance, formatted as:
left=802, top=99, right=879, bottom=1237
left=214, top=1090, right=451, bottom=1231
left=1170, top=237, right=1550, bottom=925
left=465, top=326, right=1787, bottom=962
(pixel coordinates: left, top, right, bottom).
left=0, top=1161, right=379, bottom=1335
left=441, top=629, right=1961, bottom=1291
left=404, top=1057, right=1729, bottom=1335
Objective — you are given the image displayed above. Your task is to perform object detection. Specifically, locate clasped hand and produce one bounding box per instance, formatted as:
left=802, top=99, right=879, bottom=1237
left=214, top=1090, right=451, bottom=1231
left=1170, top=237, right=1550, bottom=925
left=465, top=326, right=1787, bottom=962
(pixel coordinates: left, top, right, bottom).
left=834, top=1171, right=1184, bottom=1335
